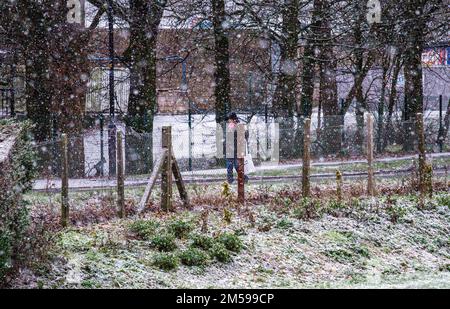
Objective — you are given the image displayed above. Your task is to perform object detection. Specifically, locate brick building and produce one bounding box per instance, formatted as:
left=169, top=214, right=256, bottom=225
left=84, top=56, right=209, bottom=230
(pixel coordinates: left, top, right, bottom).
left=85, top=28, right=272, bottom=114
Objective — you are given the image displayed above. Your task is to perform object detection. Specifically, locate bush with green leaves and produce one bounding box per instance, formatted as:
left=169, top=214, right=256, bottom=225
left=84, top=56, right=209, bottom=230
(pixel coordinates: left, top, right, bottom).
left=276, top=218, right=293, bottom=229
left=386, top=201, right=408, bottom=224
left=178, top=248, right=209, bottom=266
left=436, top=194, right=450, bottom=208
left=327, top=199, right=346, bottom=210
left=292, top=198, right=318, bottom=220
left=210, top=242, right=232, bottom=263
left=150, top=234, right=177, bottom=252
left=216, top=232, right=243, bottom=253
left=190, top=234, right=214, bottom=250
left=153, top=253, right=179, bottom=271
left=0, top=121, right=36, bottom=282
left=129, top=219, right=160, bottom=240
left=168, top=219, right=194, bottom=239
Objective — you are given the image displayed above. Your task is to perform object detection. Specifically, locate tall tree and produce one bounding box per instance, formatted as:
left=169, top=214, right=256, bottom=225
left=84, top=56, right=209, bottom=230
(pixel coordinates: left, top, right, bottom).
left=2, top=0, right=104, bottom=176
left=88, top=0, right=167, bottom=172
left=401, top=1, right=427, bottom=151
left=390, top=0, right=444, bottom=151
left=126, top=0, right=167, bottom=134
left=299, top=0, right=322, bottom=118
left=211, top=0, right=231, bottom=124
left=272, top=0, right=299, bottom=117
left=352, top=0, right=370, bottom=152
left=318, top=0, right=340, bottom=155
left=272, top=0, right=299, bottom=159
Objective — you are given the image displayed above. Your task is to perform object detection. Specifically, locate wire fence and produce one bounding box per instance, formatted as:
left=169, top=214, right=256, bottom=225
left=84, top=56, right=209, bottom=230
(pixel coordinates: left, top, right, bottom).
left=0, top=88, right=14, bottom=118
left=26, top=110, right=450, bottom=225
left=30, top=111, right=450, bottom=189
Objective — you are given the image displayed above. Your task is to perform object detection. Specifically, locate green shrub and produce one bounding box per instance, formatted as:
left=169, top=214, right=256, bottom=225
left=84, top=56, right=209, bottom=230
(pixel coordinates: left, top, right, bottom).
left=327, top=199, right=346, bottom=210
left=216, top=232, right=243, bottom=253
left=292, top=198, right=318, bottom=220
left=210, top=242, right=232, bottom=263
left=324, top=243, right=370, bottom=264
left=282, top=197, right=293, bottom=209
left=190, top=234, right=214, bottom=250
left=153, top=253, right=179, bottom=271
left=276, top=218, right=293, bottom=229
left=168, top=219, right=194, bottom=239
left=150, top=234, right=177, bottom=252
left=324, top=248, right=355, bottom=263
left=0, top=121, right=36, bottom=282
left=129, top=219, right=159, bottom=240
left=386, top=203, right=407, bottom=224
left=436, top=194, right=450, bottom=208
left=178, top=248, right=209, bottom=266
left=0, top=231, right=13, bottom=278
left=352, top=244, right=370, bottom=258
left=81, top=279, right=100, bottom=288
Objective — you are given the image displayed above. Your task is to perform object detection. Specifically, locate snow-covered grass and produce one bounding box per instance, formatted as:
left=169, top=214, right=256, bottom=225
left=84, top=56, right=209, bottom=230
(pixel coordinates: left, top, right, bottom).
left=254, top=156, right=450, bottom=177
left=10, top=180, right=450, bottom=289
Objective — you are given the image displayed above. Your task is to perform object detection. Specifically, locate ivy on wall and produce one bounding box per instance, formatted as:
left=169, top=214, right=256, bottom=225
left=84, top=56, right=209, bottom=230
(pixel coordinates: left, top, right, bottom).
left=0, top=120, right=37, bottom=281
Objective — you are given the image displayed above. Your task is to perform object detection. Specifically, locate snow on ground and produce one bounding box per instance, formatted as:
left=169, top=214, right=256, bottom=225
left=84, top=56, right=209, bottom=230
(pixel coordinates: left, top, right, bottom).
left=11, top=184, right=450, bottom=289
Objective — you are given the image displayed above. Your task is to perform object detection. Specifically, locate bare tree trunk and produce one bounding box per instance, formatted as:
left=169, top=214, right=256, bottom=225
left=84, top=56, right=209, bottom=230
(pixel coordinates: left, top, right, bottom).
left=354, top=83, right=365, bottom=153
left=320, top=61, right=341, bottom=155
left=384, top=55, right=402, bottom=149
left=273, top=0, right=299, bottom=160
left=442, top=99, right=450, bottom=145
left=352, top=2, right=368, bottom=153
left=299, top=0, right=322, bottom=118
left=377, top=55, right=389, bottom=153
left=319, top=0, right=341, bottom=155
left=212, top=0, right=231, bottom=124
left=402, top=1, right=425, bottom=152
left=127, top=0, right=162, bottom=132
left=25, top=53, right=52, bottom=142
left=23, top=4, right=53, bottom=142
left=126, top=0, right=166, bottom=171
left=300, top=42, right=315, bottom=118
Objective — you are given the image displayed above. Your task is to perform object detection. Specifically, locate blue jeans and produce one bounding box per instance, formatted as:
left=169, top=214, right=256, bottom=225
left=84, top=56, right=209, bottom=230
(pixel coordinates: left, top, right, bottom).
left=226, top=159, right=248, bottom=184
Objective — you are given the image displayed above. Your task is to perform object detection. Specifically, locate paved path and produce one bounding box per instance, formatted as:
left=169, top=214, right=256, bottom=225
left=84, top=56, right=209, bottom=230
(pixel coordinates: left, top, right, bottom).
left=32, top=152, right=450, bottom=192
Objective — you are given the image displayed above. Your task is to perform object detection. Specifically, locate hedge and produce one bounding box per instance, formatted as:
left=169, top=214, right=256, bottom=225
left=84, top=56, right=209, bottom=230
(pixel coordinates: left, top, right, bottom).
left=0, top=120, right=36, bottom=281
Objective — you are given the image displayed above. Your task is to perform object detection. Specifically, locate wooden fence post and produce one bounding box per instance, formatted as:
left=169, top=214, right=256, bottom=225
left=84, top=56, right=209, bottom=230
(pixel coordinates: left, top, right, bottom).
left=366, top=113, right=375, bottom=196
left=117, top=131, right=125, bottom=218
left=237, top=123, right=246, bottom=204
left=172, top=157, right=190, bottom=208
left=425, top=159, right=433, bottom=198
left=336, top=169, right=343, bottom=202
left=445, top=165, right=448, bottom=191
left=61, top=134, right=69, bottom=227
left=302, top=118, right=311, bottom=198
left=161, top=126, right=173, bottom=211
left=416, top=113, right=426, bottom=207
left=137, top=149, right=168, bottom=214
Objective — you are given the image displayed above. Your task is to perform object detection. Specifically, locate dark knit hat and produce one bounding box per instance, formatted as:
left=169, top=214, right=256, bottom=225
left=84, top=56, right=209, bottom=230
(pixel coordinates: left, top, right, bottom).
left=227, top=112, right=239, bottom=122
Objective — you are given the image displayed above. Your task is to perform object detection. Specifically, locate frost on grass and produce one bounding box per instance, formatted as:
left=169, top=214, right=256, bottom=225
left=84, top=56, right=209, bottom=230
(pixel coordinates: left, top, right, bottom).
left=10, top=184, right=450, bottom=289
